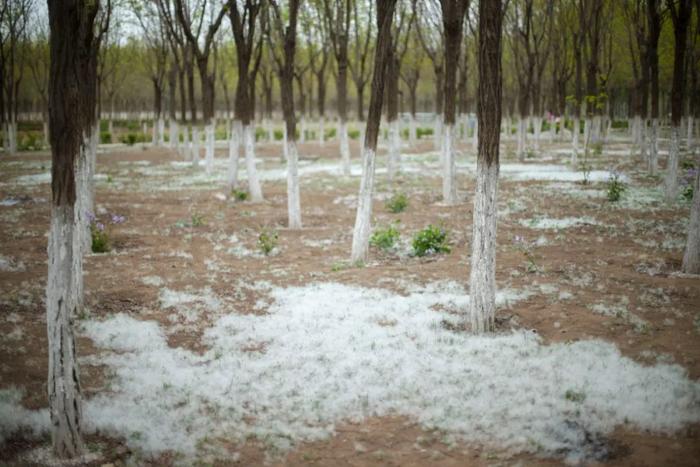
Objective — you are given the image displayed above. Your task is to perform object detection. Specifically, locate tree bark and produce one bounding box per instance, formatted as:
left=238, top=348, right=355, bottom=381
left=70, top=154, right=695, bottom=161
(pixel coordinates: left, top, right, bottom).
left=351, top=0, right=397, bottom=263
left=469, top=0, right=502, bottom=333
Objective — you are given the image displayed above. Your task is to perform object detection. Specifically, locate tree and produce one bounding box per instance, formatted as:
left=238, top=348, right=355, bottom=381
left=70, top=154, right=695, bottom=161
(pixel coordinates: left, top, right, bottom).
left=646, top=0, right=663, bottom=174
left=439, top=0, right=470, bottom=205
left=415, top=0, right=445, bottom=150
left=46, top=0, right=101, bottom=456
left=323, top=0, right=353, bottom=174
left=469, top=0, right=503, bottom=333
left=385, top=2, right=413, bottom=183
left=0, top=0, right=33, bottom=155
left=227, top=0, right=265, bottom=199
left=350, top=0, right=397, bottom=263
left=268, top=0, right=302, bottom=229
left=304, top=1, right=331, bottom=146
left=399, top=22, right=424, bottom=144
left=172, top=0, right=227, bottom=174
left=664, top=0, right=693, bottom=202
left=622, top=0, right=650, bottom=157
left=349, top=0, right=374, bottom=121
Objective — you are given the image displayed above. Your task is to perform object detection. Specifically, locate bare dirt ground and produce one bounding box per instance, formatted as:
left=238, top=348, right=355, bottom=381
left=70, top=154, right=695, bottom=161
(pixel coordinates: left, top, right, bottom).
left=1, top=132, right=699, bottom=466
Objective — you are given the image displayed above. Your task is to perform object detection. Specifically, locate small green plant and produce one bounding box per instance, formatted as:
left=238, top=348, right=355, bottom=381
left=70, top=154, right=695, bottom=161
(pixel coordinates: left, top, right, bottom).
left=90, top=223, right=110, bottom=253
left=258, top=229, right=278, bottom=255
left=386, top=192, right=408, bottom=213
left=416, top=127, right=434, bottom=139
left=607, top=172, right=626, bottom=202
left=682, top=166, right=697, bottom=201
left=564, top=390, right=586, bottom=403
left=370, top=223, right=400, bottom=252
left=513, top=235, right=538, bottom=273
left=591, top=142, right=603, bottom=155
left=100, top=132, right=112, bottom=144
left=191, top=213, right=205, bottom=227
left=106, top=175, right=114, bottom=183
left=348, top=129, right=360, bottom=140
left=231, top=189, right=248, bottom=201
left=412, top=224, right=450, bottom=257
left=579, top=161, right=593, bottom=185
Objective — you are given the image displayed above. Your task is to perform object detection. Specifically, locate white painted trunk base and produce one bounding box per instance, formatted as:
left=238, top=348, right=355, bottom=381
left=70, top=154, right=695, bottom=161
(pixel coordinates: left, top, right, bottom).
left=191, top=127, right=200, bottom=168
left=442, top=124, right=457, bottom=205
left=47, top=204, right=85, bottom=457
left=169, top=121, right=178, bottom=149
left=472, top=120, right=478, bottom=152
left=434, top=117, right=443, bottom=151
left=649, top=119, right=659, bottom=175
left=340, top=121, right=351, bottom=176
left=469, top=161, right=499, bottom=333
left=205, top=124, right=215, bottom=175
left=244, top=124, right=263, bottom=202
left=687, top=116, right=694, bottom=150
left=664, top=125, right=681, bottom=203
left=682, top=167, right=700, bottom=273
left=351, top=148, right=376, bottom=263
left=533, top=117, right=541, bottom=151
left=286, top=139, right=302, bottom=229
left=319, top=118, right=325, bottom=146
left=387, top=119, right=400, bottom=182
left=300, top=118, right=306, bottom=144
left=572, top=118, right=580, bottom=165
left=517, top=117, right=526, bottom=162
left=228, top=120, right=241, bottom=191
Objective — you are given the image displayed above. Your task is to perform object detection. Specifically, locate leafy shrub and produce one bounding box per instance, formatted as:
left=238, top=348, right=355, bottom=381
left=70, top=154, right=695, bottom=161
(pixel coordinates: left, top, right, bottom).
left=100, top=132, right=112, bottom=144
left=348, top=129, right=360, bottom=140
left=611, top=120, right=629, bottom=129
left=255, top=127, right=267, bottom=141
left=416, top=127, right=434, bottom=139
left=232, top=189, right=248, bottom=201
left=386, top=192, right=408, bottom=213
left=579, top=161, right=593, bottom=185
left=18, top=132, right=43, bottom=151
left=274, top=129, right=284, bottom=141
left=258, top=229, right=278, bottom=255
left=607, top=172, right=626, bottom=202
left=591, top=142, right=603, bottom=155
left=682, top=166, right=698, bottom=201
left=412, top=224, right=450, bottom=257
left=325, top=128, right=337, bottom=139
left=191, top=213, right=205, bottom=227
left=370, top=224, right=400, bottom=252
left=121, top=133, right=137, bottom=145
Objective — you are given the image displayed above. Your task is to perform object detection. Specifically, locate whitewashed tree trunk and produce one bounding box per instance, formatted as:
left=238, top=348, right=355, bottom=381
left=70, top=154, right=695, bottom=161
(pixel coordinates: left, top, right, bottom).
left=47, top=203, right=85, bottom=458
left=286, top=138, right=302, bottom=229
left=649, top=118, right=659, bottom=175
left=228, top=120, right=241, bottom=191
left=687, top=116, right=694, bottom=150
left=472, top=119, right=478, bottom=152
left=640, top=119, right=648, bottom=161
left=572, top=117, right=580, bottom=165
left=533, top=116, right=541, bottom=151
left=434, top=115, right=443, bottom=151
left=299, top=117, right=306, bottom=143
left=191, top=127, right=200, bottom=168
left=442, top=124, right=457, bottom=204
left=44, top=121, right=50, bottom=147
left=158, top=118, right=165, bottom=146
left=517, top=117, right=526, bottom=161
left=169, top=120, right=178, bottom=149
left=664, top=125, right=680, bottom=202
left=142, top=121, right=148, bottom=137
left=682, top=167, right=700, bottom=273
left=409, top=116, right=417, bottom=144
left=244, top=124, right=263, bottom=201
left=351, top=147, right=376, bottom=263
left=108, top=120, right=114, bottom=142
left=75, top=137, right=92, bottom=254
left=583, top=118, right=591, bottom=153
left=319, top=117, right=325, bottom=146
left=469, top=161, right=498, bottom=333
left=283, top=126, right=289, bottom=160
left=205, top=123, right=215, bottom=175
left=340, top=120, right=351, bottom=175
left=387, top=119, right=400, bottom=182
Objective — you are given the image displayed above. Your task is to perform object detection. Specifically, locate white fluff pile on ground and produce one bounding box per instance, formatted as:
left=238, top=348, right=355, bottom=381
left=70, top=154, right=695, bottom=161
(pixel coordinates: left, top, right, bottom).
left=3, top=282, right=699, bottom=464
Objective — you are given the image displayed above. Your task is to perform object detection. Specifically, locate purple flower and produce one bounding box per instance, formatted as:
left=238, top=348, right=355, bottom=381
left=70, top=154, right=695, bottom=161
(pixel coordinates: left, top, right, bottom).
left=513, top=235, right=524, bottom=244
left=96, top=222, right=105, bottom=232
left=110, top=214, right=126, bottom=224
left=86, top=211, right=96, bottom=223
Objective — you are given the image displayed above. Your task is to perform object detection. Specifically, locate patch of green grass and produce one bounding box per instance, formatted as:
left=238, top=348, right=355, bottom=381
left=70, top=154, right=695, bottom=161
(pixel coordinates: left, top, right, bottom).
left=258, top=229, right=278, bottom=256
left=370, top=223, right=400, bottom=252
left=412, top=224, right=450, bottom=257
left=386, top=192, right=408, bottom=213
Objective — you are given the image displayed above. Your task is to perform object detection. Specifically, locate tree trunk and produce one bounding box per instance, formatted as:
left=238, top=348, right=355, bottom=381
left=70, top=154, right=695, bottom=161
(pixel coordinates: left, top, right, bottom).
left=469, top=0, right=502, bottom=333
left=46, top=0, right=101, bottom=456
left=228, top=119, right=241, bottom=191
left=351, top=0, right=397, bottom=263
